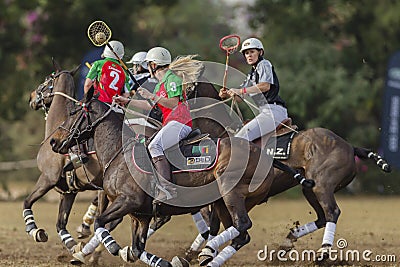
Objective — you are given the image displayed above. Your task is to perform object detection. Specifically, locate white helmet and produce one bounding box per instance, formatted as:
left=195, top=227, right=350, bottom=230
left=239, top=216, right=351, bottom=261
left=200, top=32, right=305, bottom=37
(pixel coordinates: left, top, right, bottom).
left=145, top=47, right=171, bottom=66
left=240, top=37, right=264, bottom=53
left=102, top=40, right=125, bottom=60
left=127, top=51, right=148, bottom=69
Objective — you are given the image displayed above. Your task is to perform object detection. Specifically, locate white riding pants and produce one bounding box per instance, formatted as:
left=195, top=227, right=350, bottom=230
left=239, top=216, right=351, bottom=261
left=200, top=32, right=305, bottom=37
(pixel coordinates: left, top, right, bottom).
left=235, top=103, right=288, bottom=142
left=148, top=120, right=192, bottom=158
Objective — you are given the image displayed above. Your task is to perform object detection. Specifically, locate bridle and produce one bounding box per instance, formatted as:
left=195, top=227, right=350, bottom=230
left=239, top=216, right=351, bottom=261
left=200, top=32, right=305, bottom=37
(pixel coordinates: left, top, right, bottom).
left=34, top=70, right=71, bottom=116
left=57, top=100, right=114, bottom=153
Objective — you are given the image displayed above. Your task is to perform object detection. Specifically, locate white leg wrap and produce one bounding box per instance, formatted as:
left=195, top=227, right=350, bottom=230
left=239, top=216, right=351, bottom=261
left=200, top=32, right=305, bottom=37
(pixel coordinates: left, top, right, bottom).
left=139, top=251, right=163, bottom=267
left=192, top=212, right=209, bottom=234
left=208, top=234, right=216, bottom=241
left=83, top=203, right=97, bottom=226
left=58, top=230, right=74, bottom=246
left=95, top=227, right=115, bottom=248
left=292, top=222, right=318, bottom=238
left=190, top=233, right=206, bottom=251
left=82, top=235, right=100, bottom=255
left=322, top=222, right=336, bottom=246
left=207, top=246, right=237, bottom=267
left=206, top=226, right=240, bottom=251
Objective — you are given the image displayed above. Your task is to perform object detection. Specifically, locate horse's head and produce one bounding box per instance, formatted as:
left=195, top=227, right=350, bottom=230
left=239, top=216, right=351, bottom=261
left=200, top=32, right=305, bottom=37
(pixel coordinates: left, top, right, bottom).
left=29, top=60, right=80, bottom=112
left=50, top=86, right=103, bottom=154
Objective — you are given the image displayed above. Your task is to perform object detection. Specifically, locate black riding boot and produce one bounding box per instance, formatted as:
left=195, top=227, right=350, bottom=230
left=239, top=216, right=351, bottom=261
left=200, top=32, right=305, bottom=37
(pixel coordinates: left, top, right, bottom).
left=63, top=144, right=89, bottom=172
left=152, top=155, right=177, bottom=203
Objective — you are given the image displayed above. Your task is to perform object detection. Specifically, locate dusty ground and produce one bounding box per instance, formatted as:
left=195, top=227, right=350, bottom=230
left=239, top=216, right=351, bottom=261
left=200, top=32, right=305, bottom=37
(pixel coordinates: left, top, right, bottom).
left=0, top=195, right=399, bottom=267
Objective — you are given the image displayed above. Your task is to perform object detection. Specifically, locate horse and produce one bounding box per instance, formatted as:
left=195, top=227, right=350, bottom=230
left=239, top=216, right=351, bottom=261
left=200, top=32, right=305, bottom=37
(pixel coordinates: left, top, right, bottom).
left=49, top=86, right=277, bottom=267
left=25, top=60, right=114, bottom=255
left=184, top=79, right=391, bottom=261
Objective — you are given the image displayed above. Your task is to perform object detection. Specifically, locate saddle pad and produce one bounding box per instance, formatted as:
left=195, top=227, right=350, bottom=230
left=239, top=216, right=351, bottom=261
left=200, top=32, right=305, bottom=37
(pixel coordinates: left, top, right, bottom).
left=265, top=132, right=296, bottom=160
left=132, top=138, right=220, bottom=174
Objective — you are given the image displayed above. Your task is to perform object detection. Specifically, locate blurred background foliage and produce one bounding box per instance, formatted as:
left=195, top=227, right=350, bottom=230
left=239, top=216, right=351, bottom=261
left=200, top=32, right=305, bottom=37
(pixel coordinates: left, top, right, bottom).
left=0, top=0, right=399, bottom=195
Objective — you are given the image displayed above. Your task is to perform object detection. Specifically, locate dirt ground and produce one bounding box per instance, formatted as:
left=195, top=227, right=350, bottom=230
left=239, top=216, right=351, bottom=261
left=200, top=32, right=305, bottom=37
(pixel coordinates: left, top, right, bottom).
left=0, top=195, right=399, bottom=267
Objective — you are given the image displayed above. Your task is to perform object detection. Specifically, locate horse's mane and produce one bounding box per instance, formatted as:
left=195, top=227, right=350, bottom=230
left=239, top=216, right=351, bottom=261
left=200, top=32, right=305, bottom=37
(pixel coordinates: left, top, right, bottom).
left=169, top=55, right=204, bottom=92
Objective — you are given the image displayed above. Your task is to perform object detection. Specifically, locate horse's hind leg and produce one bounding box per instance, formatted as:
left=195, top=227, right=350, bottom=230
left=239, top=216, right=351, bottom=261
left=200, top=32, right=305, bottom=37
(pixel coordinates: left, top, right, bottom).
left=280, top=187, right=325, bottom=250
left=23, top=173, right=55, bottom=242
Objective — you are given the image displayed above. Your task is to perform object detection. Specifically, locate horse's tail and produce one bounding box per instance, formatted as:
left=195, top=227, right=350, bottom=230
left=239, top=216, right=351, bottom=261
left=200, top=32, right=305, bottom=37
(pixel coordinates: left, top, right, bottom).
left=353, top=147, right=391, bottom=173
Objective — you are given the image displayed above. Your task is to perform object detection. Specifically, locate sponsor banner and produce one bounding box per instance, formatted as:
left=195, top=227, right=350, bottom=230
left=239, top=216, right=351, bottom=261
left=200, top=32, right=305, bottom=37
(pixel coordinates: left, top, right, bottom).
left=381, top=51, right=400, bottom=169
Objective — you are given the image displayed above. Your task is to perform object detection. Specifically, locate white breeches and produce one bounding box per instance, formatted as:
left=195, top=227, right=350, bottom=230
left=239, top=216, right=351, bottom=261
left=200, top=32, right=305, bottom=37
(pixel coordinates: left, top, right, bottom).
left=235, top=103, right=288, bottom=142
left=148, top=120, right=192, bottom=158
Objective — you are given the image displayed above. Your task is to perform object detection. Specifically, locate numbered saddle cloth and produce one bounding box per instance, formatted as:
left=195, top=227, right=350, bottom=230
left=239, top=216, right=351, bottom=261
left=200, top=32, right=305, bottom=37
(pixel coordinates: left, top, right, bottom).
left=265, top=132, right=296, bottom=160
left=132, top=138, right=220, bottom=174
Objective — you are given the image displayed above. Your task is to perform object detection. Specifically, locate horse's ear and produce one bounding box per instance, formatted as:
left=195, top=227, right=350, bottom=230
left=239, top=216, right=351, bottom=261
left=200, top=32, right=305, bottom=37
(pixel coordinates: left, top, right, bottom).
left=84, top=86, right=95, bottom=103
left=52, top=57, right=62, bottom=72
left=70, top=64, right=81, bottom=76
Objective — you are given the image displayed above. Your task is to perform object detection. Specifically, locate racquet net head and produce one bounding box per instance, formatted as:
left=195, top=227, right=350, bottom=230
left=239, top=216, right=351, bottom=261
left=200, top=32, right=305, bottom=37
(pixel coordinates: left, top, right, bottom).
left=219, top=34, right=241, bottom=54
left=87, top=21, right=112, bottom=46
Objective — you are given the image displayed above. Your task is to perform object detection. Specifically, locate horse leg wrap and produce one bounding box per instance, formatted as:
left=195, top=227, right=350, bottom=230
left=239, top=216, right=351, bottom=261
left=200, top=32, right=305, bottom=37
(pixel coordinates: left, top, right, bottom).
left=147, top=228, right=156, bottom=239
left=23, top=209, right=38, bottom=234
left=190, top=233, right=207, bottom=251
left=139, top=251, right=172, bottom=267
left=206, top=226, right=240, bottom=251
left=207, top=245, right=237, bottom=267
left=291, top=222, right=318, bottom=239
left=95, top=227, right=121, bottom=256
left=192, top=212, right=209, bottom=235
left=81, top=235, right=100, bottom=256
left=58, top=229, right=76, bottom=251
left=83, top=203, right=98, bottom=227
left=322, top=222, right=336, bottom=247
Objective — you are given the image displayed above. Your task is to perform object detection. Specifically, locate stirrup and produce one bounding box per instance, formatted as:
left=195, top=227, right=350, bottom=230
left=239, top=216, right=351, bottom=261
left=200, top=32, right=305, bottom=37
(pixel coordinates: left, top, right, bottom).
left=64, top=153, right=89, bottom=172
left=153, top=186, right=177, bottom=204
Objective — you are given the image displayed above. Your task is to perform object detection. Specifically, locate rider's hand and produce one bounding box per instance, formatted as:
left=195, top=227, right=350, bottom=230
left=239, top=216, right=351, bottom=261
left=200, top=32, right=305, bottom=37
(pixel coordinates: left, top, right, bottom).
left=219, top=88, right=230, bottom=99
left=137, top=87, right=153, bottom=100
left=113, top=95, right=129, bottom=105
left=227, top=88, right=241, bottom=97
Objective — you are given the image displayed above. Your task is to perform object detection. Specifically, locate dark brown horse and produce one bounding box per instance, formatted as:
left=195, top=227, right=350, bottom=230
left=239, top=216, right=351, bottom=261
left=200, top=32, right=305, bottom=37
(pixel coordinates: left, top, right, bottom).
left=49, top=86, right=276, bottom=267
left=185, top=80, right=391, bottom=261
left=25, top=61, right=110, bottom=254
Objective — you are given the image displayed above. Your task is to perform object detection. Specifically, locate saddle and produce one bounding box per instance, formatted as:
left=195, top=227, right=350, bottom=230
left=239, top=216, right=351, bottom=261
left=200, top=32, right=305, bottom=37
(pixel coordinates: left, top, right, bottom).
left=274, top=118, right=298, bottom=137
left=133, top=129, right=218, bottom=174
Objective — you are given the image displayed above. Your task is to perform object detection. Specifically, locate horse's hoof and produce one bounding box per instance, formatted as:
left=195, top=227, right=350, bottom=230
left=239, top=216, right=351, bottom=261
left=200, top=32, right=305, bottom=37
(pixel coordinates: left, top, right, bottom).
left=302, top=179, right=315, bottom=188
left=76, top=224, right=92, bottom=239
left=279, top=238, right=295, bottom=252
left=171, top=256, right=190, bottom=267
left=72, top=242, right=86, bottom=254
left=198, top=246, right=216, bottom=266
left=316, top=246, right=331, bottom=262
left=32, top=228, right=48, bottom=242
left=70, top=251, right=85, bottom=265
left=185, top=248, right=200, bottom=262
left=119, top=246, right=136, bottom=263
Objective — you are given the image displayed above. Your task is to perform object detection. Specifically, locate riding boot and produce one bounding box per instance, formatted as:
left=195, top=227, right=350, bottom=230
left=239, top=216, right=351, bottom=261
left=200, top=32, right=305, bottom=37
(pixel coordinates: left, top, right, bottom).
left=152, top=155, right=177, bottom=203
left=63, top=144, right=89, bottom=172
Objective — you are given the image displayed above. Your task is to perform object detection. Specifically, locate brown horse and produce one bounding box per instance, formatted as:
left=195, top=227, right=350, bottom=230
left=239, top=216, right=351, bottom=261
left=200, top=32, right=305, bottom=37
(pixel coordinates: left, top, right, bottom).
left=185, top=80, right=391, bottom=261
left=25, top=61, right=110, bottom=253
left=49, top=86, right=276, bottom=267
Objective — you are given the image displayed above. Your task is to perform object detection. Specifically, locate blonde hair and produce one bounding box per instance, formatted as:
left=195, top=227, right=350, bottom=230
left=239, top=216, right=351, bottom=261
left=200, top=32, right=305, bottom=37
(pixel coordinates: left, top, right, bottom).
left=169, top=55, right=204, bottom=93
